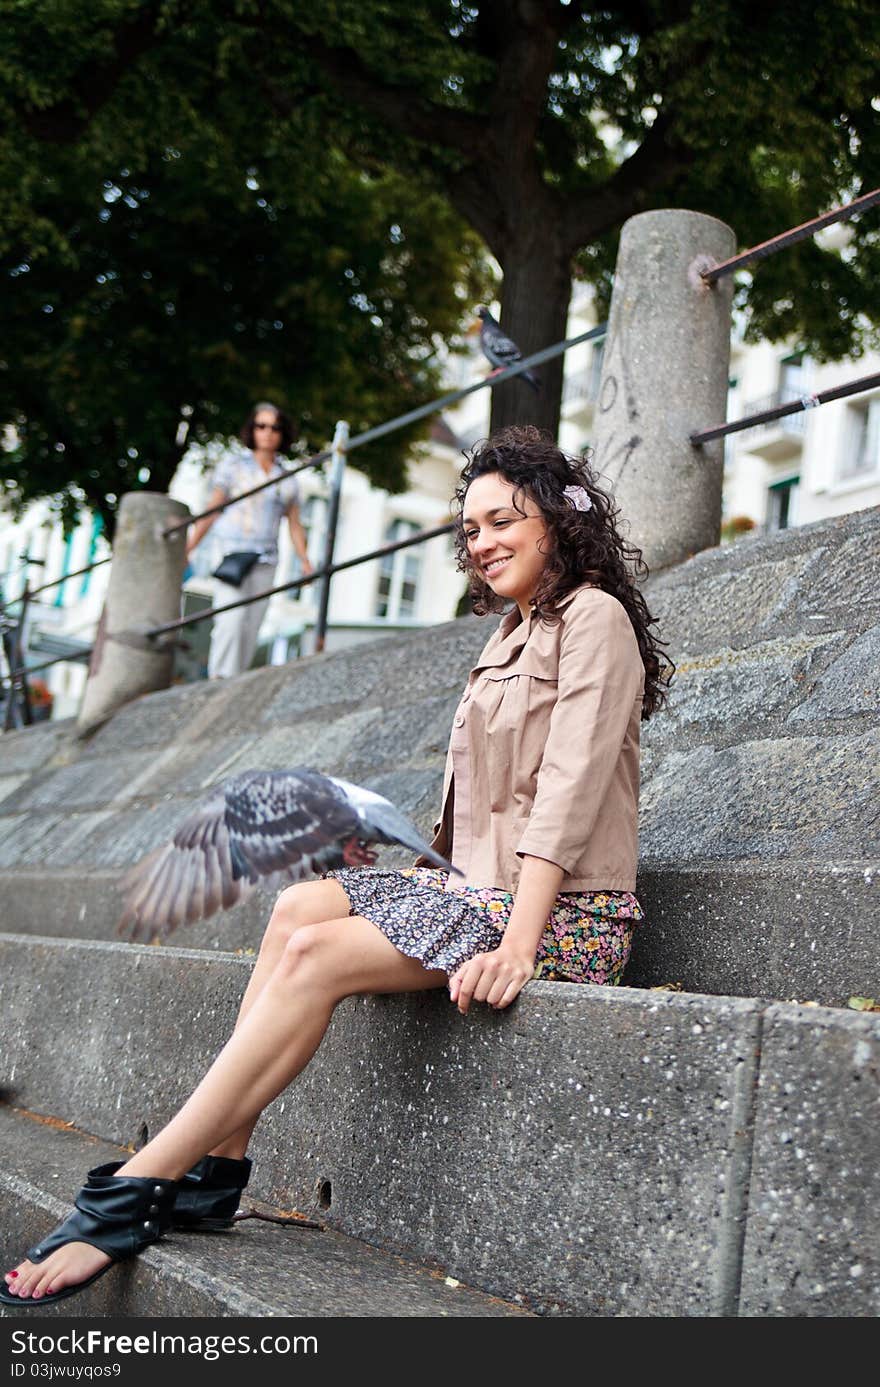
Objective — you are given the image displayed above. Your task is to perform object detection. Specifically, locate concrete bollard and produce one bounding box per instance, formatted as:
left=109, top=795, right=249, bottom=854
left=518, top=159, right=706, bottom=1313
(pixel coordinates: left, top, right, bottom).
left=590, top=209, right=736, bottom=572
left=77, top=492, right=190, bottom=735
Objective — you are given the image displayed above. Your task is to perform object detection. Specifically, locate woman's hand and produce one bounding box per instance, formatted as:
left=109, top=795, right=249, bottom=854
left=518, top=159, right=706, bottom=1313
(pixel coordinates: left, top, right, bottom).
left=448, top=858, right=561, bottom=1014
left=448, top=946, right=535, bottom=1015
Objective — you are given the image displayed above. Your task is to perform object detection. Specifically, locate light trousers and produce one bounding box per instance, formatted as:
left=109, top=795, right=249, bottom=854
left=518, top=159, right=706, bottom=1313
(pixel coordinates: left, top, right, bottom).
left=207, top=561, right=277, bottom=679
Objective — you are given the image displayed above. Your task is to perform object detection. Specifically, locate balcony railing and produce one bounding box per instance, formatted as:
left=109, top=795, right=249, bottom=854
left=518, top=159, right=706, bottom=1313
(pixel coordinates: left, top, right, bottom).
left=739, top=388, right=807, bottom=436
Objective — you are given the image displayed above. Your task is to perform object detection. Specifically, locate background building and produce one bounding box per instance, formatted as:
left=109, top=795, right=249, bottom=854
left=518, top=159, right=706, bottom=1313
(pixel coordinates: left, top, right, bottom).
left=3, top=287, right=879, bottom=720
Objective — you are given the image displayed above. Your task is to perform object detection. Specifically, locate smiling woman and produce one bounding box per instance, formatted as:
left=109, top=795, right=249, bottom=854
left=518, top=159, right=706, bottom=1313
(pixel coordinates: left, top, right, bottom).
left=329, top=424, right=674, bottom=988
left=1, top=425, right=673, bottom=1310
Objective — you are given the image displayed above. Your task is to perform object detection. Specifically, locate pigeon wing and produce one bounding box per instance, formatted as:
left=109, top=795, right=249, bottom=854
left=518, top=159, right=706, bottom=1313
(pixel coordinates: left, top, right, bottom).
left=118, top=767, right=449, bottom=940
left=117, top=792, right=249, bottom=940
left=224, top=768, right=362, bottom=883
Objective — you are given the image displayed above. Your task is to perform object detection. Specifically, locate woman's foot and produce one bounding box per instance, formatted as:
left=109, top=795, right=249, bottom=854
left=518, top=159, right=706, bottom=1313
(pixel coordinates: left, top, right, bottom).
left=4, top=1244, right=111, bottom=1301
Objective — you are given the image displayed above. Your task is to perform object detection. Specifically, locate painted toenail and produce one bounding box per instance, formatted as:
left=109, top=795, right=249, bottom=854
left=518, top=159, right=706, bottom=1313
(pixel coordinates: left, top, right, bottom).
left=8, top=1271, right=18, bottom=1277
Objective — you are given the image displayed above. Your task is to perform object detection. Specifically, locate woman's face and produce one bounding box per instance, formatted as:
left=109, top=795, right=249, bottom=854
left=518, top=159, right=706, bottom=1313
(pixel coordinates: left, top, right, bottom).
left=252, top=408, right=282, bottom=448
left=462, top=472, right=549, bottom=618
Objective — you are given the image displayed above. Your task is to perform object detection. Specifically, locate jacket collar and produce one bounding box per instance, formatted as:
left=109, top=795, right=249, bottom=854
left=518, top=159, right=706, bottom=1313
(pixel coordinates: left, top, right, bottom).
left=471, top=583, right=602, bottom=673
left=471, top=606, right=532, bottom=672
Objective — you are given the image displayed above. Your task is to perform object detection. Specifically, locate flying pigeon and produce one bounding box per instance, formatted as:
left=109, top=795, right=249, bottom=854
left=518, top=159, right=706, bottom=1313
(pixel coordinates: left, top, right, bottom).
left=117, top=766, right=459, bottom=939
left=475, top=306, right=540, bottom=392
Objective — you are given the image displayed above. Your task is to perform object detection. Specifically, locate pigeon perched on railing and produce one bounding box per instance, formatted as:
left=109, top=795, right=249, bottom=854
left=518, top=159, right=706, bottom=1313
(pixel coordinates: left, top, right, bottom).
left=475, top=306, right=540, bottom=392
left=117, top=767, right=459, bottom=939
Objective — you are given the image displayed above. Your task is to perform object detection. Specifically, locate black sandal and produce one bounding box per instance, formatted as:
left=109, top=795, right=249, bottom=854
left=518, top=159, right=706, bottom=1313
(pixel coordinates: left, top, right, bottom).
left=172, top=1155, right=252, bottom=1231
left=0, top=1162, right=177, bottom=1309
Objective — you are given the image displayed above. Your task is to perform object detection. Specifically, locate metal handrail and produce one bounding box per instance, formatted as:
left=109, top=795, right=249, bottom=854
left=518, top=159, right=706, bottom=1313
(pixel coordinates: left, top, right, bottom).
left=692, top=370, right=880, bottom=445
left=161, top=321, right=610, bottom=538
left=146, top=521, right=456, bottom=639
left=3, top=521, right=456, bottom=683
left=27, top=555, right=111, bottom=599
left=701, top=186, right=880, bottom=284
left=738, top=387, right=807, bottom=435
left=2, top=649, right=93, bottom=683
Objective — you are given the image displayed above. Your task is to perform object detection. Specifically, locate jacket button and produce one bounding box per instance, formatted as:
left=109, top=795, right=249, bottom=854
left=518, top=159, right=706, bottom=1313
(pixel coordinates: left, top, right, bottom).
left=153, top=1185, right=163, bottom=1196
left=143, top=1221, right=152, bottom=1231
left=454, top=714, right=465, bottom=727
left=148, top=1203, right=160, bottom=1214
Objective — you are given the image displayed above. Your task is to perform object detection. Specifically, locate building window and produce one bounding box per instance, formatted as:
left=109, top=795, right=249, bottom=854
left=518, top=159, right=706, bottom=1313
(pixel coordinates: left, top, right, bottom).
left=779, top=351, right=805, bottom=398
left=767, top=476, right=799, bottom=531
left=375, top=519, right=421, bottom=620
left=842, top=398, right=880, bottom=480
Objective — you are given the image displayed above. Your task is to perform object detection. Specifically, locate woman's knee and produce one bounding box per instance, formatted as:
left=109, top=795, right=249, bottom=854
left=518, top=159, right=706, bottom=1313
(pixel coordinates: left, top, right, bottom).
left=262, top=880, right=349, bottom=954
left=274, top=921, right=342, bottom=991
left=261, top=884, right=312, bottom=954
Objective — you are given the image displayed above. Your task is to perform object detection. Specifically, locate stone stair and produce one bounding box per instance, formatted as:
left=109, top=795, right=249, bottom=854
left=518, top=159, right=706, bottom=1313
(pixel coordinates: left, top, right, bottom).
left=628, top=502, right=879, bottom=1005
left=0, top=1107, right=529, bottom=1318
left=0, top=503, right=877, bottom=1316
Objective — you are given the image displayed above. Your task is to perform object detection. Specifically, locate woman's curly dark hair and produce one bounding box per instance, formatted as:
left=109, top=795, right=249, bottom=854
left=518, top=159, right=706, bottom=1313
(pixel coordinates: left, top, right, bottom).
left=453, top=426, right=674, bottom=720
left=239, top=401, right=296, bottom=454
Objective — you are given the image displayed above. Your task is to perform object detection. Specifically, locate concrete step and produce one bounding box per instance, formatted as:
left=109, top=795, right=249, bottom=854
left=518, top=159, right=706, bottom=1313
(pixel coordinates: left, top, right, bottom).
left=1, top=855, right=876, bottom=1006
left=2, top=931, right=878, bottom=1316
left=2, top=507, right=878, bottom=1006
left=627, top=858, right=878, bottom=1003
left=0, top=1106, right=532, bottom=1319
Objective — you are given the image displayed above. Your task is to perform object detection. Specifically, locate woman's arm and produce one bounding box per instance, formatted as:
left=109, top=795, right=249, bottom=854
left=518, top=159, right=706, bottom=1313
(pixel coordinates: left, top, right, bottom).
left=185, top=486, right=227, bottom=557
left=287, top=504, right=313, bottom=575
left=448, top=854, right=563, bottom=1014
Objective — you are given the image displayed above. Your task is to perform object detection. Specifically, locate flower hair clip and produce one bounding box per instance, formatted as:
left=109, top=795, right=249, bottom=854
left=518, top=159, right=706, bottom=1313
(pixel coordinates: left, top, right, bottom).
left=563, top=485, right=593, bottom=513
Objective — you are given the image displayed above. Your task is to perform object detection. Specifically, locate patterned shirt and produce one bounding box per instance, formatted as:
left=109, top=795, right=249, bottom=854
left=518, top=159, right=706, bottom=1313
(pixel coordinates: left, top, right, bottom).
left=209, top=450, right=301, bottom=564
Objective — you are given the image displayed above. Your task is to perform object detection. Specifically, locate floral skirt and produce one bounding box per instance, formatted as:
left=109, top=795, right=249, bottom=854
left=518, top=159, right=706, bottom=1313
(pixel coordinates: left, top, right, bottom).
left=326, top=865, right=644, bottom=986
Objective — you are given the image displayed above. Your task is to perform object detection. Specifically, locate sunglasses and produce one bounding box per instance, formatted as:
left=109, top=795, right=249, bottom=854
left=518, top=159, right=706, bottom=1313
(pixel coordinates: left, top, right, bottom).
left=254, top=421, right=282, bottom=431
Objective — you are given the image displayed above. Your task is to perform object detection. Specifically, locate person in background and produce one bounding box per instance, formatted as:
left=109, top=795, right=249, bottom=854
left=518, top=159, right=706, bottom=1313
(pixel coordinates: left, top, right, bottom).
left=186, top=402, right=313, bottom=678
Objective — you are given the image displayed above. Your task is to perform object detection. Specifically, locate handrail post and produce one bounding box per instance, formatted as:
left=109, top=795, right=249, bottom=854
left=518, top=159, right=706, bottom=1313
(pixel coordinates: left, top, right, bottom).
left=1, top=613, right=18, bottom=733
left=17, top=580, right=33, bottom=727
left=2, top=568, right=33, bottom=731
left=77, top=492, right=190, bottom=735
left=314, top=420, right=348, bottom=654
left=590, top=209, right=735, bottom=571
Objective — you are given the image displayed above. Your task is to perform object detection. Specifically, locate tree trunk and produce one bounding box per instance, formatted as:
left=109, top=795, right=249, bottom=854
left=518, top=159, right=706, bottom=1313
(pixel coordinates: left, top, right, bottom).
left=489, top=232, right=573, bottom=440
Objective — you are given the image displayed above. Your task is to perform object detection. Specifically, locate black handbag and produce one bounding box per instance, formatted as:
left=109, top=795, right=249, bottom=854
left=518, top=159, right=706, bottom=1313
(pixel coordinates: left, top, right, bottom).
left=212, top=551, right=261, bottom=586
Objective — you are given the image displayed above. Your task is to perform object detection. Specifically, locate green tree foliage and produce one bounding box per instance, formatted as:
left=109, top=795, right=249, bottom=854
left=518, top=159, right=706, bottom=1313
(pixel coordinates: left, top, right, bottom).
left=221, top=0, right=880, bottom=431
left=2, top=0, right=880, bottom=517
left=0, top=5, right=491, bottom=530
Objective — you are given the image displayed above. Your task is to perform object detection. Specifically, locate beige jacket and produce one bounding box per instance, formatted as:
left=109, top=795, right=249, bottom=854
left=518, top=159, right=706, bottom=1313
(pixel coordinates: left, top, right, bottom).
left=422, top=584, right=645, bottom=892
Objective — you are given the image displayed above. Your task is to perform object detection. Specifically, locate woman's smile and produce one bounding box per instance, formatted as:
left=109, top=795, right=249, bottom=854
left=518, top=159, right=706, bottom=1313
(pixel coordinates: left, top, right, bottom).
left=483, top=555, right=512, bottom=576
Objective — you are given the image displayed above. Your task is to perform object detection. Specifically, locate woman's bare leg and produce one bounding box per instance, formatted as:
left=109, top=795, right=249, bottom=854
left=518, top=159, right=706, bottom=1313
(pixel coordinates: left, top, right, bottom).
left=5, top=914, right=447, bottom=1301
left=208, top=878, right=350, bottom=1160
